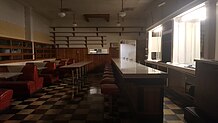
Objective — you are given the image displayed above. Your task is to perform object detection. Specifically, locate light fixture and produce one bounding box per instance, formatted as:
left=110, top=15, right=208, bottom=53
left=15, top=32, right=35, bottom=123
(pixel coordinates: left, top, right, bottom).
left=73, top=14, right=77, bottom=26
left=116, top=13, right=121, bottom=26
left=181, top=7, right=206, bottom=22
left=158, top=2, right=166, bottom=7
left=58, top=0, right=66, bottom=18
left=153, top=25, right=163, bottom=33
left=58, top=12, right=66, bottom=18
left=116, top=22, right=121, bottom=27
left=119, top=0, right=126, bottom=18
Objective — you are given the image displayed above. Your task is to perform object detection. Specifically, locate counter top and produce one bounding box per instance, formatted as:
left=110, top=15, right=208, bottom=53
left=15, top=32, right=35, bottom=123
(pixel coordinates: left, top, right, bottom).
left=112, top=59, right=167, bottom=78
left=195, top=59, right=218, bottom=65
left=144, top=60, right=195, bottom=75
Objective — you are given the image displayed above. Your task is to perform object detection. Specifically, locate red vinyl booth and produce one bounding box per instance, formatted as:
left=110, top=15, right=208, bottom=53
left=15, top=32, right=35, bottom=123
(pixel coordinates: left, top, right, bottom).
left=67, top=58, right=75, bottom=65
left=0, top=89, right=13, bottom=111
left=0, top=64, right=43, bottom=97
left=40, top=62, right=59, bottom=86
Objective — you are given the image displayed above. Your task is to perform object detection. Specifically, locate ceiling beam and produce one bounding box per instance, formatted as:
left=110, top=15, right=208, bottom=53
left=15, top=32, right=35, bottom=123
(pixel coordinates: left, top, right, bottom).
left=83, top=14, right=110, bottom=22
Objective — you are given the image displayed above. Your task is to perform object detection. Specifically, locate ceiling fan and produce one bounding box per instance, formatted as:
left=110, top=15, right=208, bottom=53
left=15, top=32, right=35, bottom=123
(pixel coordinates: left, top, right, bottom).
left=119, top=0, right=126, bottom=18
left=58, top=0, right=72, bottom=17
left=119, top=0, right=135, bottom=21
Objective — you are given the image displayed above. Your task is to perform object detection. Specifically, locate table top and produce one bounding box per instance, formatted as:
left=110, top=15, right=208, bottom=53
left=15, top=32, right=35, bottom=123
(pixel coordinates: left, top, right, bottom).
left=112, top=59, right=167, bottom=78
left=0, top=72, right=22, bottom=79
left=37, top=67, right=47, bottom=70
left=60, top=61, right=92, bottom=69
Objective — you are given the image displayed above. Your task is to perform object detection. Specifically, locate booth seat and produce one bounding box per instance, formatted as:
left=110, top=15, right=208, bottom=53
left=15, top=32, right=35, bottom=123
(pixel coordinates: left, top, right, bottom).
left=56, top=60, right=66, bottom=68
left=0, top=89, right=13, bottom=111
left=67, top=58, right=75, bottom=65
left=0, top=66, right=9, bottom=72
left=40, top=62, right=59, bottom=86
left=18, top=63, right=43, bottom=90
left=0, top=82, right=35, bottom=97
left=0, top=64, right=43, bottom=97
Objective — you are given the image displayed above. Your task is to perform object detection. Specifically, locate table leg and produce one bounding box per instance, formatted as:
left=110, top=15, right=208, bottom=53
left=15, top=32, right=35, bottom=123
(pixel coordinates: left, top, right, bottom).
left=71, top=70, right=76, bottom=99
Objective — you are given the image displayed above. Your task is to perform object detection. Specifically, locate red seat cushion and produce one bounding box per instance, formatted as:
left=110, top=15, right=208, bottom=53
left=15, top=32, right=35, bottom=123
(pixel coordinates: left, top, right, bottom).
left=0, top=81, right=36, bottom=97
left=103, top=74, right=114, bottom=78
left=0, top=89, right=13, bottom=111
left=101, top=84, right=119, bottom=95
left=100, top=77, right=115, bottom=84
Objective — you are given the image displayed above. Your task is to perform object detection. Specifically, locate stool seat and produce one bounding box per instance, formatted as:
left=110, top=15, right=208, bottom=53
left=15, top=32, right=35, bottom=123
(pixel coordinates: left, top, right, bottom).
left=104, top=71, right=113, bottom=74
left=0, top=89, right=13, bottom=111
left=184, top=107, right=205, bottom=123
left=104, top=69, right=112, bottom=71
left=103, top=74, right=114, bottom=78
left=101, top=77, right=116, bottom=84
left=101, top=84, right=119, bottom=95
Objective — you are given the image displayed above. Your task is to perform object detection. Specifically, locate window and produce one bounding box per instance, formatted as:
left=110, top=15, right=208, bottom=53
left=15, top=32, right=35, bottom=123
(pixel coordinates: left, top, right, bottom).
left=148, top=25, right=162, bottom=61
left=173, top=3, right=206, bottom=65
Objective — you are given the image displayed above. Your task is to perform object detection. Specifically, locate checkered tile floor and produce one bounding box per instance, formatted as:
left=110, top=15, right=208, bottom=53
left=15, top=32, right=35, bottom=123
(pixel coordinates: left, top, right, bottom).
left=0, top=74, right=185, bottom=123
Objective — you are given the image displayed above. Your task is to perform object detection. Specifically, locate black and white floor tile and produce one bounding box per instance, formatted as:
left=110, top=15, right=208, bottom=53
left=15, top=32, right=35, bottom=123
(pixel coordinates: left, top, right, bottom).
left=0, top=74, right=185, bottom=123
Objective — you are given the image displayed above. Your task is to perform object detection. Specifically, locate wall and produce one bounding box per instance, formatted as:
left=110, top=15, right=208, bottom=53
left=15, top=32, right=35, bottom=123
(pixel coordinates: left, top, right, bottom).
left=51, top=18, right=146, bottom=63
left=144, top=0, right=218, bottom=60
left=32, top=11, right=51, bottom=44
left=144, top=0, right=200, bottom=28
left=0, top=0, right=25, bottom=39
left=0, top=0, right=51, bottom=44
left=56, top=48, right=116, bottom=72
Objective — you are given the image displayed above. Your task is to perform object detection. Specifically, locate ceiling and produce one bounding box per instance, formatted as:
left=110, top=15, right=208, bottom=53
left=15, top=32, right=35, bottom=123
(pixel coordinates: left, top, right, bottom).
left=17, top=0, right=154, bottom=21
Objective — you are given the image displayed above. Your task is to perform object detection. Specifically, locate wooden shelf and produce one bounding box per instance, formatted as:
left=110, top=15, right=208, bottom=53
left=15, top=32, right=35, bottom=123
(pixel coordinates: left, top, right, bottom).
left=34, top=42, right=55, bottom=59
left=50, top=26, right=146, bottom=48
left=50, top=35, right=106, bottom=38
left=51, top=39, right=106, bottom=42
left=50, top=26, right=146, bottom=30
left=50, top=31, right=146, bottom=34
left=0, top=36, right=33, bottom=63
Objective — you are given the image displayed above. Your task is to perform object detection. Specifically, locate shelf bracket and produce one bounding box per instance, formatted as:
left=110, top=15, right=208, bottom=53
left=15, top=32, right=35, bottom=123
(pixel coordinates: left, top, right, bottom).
left=85, top=37, right=87, bottom=48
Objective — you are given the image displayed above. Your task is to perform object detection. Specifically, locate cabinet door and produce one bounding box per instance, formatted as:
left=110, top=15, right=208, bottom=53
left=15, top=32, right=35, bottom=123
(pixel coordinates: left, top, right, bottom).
left=168, top=69, right=186, bottom=94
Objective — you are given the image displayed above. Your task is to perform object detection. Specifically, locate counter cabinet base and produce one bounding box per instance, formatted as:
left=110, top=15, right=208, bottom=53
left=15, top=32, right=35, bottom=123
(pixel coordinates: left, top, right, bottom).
left=116, top=77, right=165, bottom=123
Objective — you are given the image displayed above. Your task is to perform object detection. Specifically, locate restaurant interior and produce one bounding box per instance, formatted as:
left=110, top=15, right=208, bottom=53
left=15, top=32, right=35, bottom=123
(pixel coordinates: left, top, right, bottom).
left=0, top=0, right=218, bottom=123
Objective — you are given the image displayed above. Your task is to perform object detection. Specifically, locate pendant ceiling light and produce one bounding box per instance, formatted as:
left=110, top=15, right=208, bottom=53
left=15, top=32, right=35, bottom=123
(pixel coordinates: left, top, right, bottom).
left=58, top=0, right=66, bottom=17
left=116, top=13, right=121, bottom=27
left=119, top=0, right=126, bottom=18
left=73, top=14, right=78, bottom=27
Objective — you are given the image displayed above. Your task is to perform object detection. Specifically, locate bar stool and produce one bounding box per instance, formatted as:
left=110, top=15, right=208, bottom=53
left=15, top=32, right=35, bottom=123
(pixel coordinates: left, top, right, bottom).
left=101, top=77, right=116, bottom=84
left=101, top=83, right=119, bottom=118
left=103, top=74, right=114, bottom=78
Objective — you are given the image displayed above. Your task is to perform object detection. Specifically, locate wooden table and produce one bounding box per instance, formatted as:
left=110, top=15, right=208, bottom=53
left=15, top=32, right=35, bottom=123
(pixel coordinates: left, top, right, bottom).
left=0, top=72, right=22, bottom=80
left=60, top=61, right=92, bottom=98
left=112, top=59, right=167, bottom=123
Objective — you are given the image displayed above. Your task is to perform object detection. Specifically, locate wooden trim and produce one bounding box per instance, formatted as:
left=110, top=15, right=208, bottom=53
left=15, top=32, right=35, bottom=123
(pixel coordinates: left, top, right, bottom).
left=50, top=31, right=146, bottom=34
left=50, top=36, right=106, bottom=38
left=50, top=26, right=146, bottom=29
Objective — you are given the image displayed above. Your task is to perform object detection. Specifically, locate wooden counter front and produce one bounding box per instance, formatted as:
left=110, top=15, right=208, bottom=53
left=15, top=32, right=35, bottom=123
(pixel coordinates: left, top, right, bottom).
left=112, top=59, right=167, bottom=123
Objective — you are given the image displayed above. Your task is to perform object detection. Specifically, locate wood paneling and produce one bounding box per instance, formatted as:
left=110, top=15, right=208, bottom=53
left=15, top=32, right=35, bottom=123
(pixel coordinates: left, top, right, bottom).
left=56, top=48, right=119, bottom=72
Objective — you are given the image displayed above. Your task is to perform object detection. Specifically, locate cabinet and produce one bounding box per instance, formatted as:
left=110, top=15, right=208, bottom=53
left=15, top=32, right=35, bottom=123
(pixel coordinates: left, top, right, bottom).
left=34, top=42, right=55, bottom=59
left=0, top=37, right=33, bottom=63
left=167, top=68, right=196, bottom=106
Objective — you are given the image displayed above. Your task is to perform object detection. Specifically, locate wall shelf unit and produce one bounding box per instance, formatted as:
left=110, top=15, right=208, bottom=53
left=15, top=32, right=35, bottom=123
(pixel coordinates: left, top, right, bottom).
left=50, top=26, right=146, bottom=48
left=0, top=37, right=33, bottom=63
left=51, top=35, right=107, bottom=48
left=34, top=42, right=55, bottom=59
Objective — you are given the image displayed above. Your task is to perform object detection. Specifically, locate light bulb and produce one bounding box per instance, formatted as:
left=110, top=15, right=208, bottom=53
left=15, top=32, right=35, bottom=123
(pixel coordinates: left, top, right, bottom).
left=119, top=11, right=126, bottom=17
left=73, top=22, right=77, bottom=27
left=58, top=12, right=66, bottom=17
left=116, top=22, right=121, bottom=27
